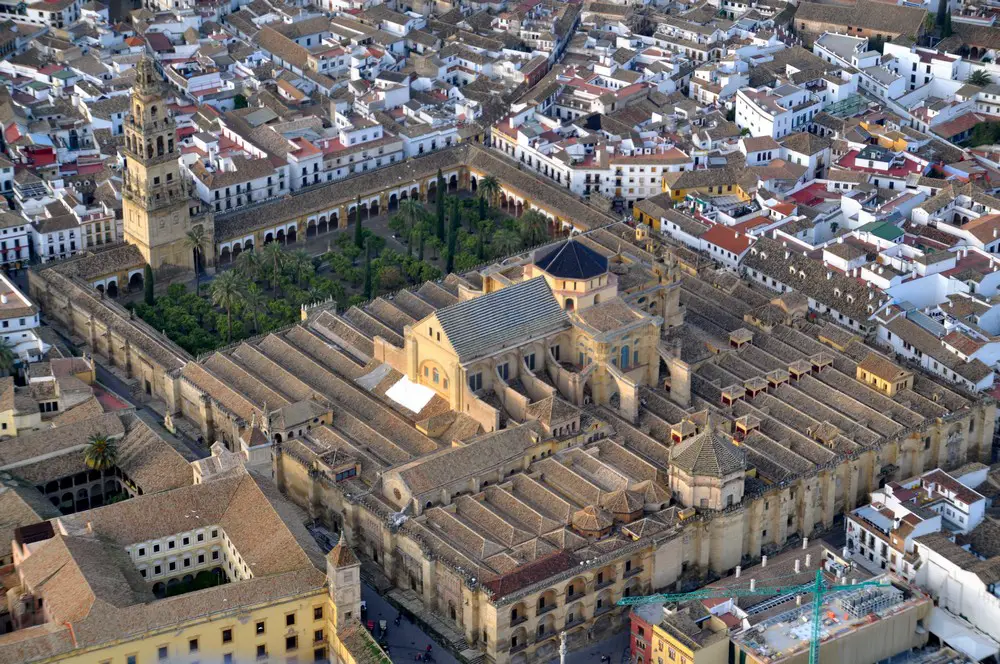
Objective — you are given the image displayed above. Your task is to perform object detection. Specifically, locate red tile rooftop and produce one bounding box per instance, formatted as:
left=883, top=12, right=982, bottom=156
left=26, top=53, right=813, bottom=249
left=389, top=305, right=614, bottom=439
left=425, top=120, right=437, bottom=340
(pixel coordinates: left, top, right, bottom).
left=732, top=216, right=772, bottom=233
left=702, top=223, right=754, bottom=254
left=290, top=137, right=321, bottom=157
left=942, top=249, right=999, bottom=277
left=789, top=182, right=841, bottom=206
left=837, top=149, right=925, bottom=178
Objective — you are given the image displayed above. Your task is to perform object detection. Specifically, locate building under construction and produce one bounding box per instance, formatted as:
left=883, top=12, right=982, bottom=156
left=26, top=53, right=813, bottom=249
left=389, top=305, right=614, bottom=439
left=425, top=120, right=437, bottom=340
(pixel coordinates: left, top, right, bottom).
left=731, top=577, right=932, bottom=664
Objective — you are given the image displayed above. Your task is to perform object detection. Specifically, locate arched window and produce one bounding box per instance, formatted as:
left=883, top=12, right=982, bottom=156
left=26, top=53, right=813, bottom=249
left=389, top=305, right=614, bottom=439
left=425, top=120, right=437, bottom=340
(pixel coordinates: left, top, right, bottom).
left=620, top=345, right=630, bottom=369
left=432, top=368, right=439, bottom=384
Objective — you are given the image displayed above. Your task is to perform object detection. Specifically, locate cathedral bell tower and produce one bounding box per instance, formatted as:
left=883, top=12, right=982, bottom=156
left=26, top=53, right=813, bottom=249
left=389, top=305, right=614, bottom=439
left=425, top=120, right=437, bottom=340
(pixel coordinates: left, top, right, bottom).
left=122, top=55, right=214, bottom=273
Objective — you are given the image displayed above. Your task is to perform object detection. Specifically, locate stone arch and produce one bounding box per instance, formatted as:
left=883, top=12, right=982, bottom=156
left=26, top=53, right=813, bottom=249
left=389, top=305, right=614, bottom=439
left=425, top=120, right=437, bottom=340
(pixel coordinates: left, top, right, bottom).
left=219, top=245, right=232, bottom=263
left=264, top=232, right=274, bottom=244
left=389, top=193, right=398, bottom=210
left=400, top=189, right=409, bottom=202
left=287, top=225, right=296, bottom=243
left=153, top=582, right=166, bottom=598
left=243, top=239, right=254, bottom=252
left=514, top=201, right=524, bottom=217
left=232, top=243, right=243, bottom=260
left=510, top=626, right=528, bottom=652
left=106, top=281, right=118, bottom=298
left=565, top=576, right=587, bottom=600
left=369, top=199, right=379, bottom=216
left=276, top=228, right=286, bottom=244
left=595, top=589, right=614, bottom=613
left=129, top=271, right=144, bottom=290
left=565, top=601, right=585, bottom=627
left=96, top=283, right=105, bottom=295
left=307, top=219, right=317, bottom=238
left=318, top=217, right=328, bottom=235
left=410, top=186, right=419, bottom=200
left=427, top=180, right=438, bottom=202
left=509, top=601, right=527, bottom=625
left=499, top=192, right=509, bottom=208
left=274, top=433, right=282, bottom=443
left=536, top=588, right=557, bottom=613
left=448, top=173, right=458, bottom=191
left=536, top=613, right=555, bottom=639
left=565, top=298, right=575, bottom=311
left=359, top=201, right=369, bottom=220
left=470, top=175, right=478, bottom=192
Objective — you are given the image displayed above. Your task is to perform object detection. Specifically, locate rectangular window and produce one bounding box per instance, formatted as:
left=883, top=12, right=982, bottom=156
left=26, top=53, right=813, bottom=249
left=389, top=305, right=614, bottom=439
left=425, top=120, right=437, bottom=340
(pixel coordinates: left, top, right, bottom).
left=314, top=606, right=323, bottom=620
left=257, top=645, right=267, bottom=660
left=189, top=638, right=199, bottom=653
left=222, top=628, right=232, bottom=643
left=158, top=646, right=168, bottom=660
left=286, top=635, right=298, bottom=651
left=314, top=629, right=324, bottom=643
left=286, top=613, right=296, bottom=627
left=256, top=621, right=265, bottom=635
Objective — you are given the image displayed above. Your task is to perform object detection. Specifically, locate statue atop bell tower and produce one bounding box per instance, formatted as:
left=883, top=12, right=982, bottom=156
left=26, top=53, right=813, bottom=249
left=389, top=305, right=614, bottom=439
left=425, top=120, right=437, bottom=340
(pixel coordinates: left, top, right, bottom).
left=122, top=55, right=214, bottom=273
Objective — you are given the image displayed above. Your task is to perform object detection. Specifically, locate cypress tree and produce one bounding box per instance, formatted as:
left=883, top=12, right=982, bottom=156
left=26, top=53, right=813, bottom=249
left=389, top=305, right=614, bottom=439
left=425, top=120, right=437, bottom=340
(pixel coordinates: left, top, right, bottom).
left=445, top=197, right=460, bottom=273
left=435, top=169, right=446, bottom=240
left=418, top=232, right=425, bottom=261
left=354, top=196, right=363, bottom=248
left=143, top=263, right=154, bottom=306
left=362, top=238, right=373, bottom=299
left=478, top=195, right=486, bottom=225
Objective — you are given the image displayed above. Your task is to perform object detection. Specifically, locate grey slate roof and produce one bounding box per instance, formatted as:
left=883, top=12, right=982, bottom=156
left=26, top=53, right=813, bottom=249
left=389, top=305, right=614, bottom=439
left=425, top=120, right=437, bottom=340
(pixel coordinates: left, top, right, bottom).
left=436, top=277, right=569, bottom=362
left=671, top=429, right=746, bottom=478
left=534, top=239, right=608, bottom=280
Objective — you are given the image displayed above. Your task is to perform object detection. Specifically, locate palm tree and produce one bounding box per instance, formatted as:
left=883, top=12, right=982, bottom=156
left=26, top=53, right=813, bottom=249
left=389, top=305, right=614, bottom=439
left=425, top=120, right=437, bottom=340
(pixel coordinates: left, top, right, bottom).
left=0, top=338, right=17, bottom=377
left=184, top=226, right=209, bottom=294
left=399, top=199, right=422, bottom=236
left=479, top=175, right=500, bottom=207
left=518, top=211, right=549, bottom=247
left=288, top=250, right=313, bottom=286
left=243, top=283, right=264, bottom=334
left=84, top=433, right=117, bottom=471
left=211, top=270, right=244, bottom=343
left=968, top=69, right=992, bottom=86
left=235, top=250, right=261, bottom=281
left=492, top=229, right=522, bottom=257
left=260, top=241, right=285, bottom=296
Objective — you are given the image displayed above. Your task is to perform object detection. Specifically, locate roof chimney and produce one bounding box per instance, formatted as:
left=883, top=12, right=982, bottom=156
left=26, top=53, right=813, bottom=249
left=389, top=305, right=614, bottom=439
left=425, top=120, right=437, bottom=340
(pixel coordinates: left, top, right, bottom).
left=735, top=565, right=742, bottom=578
left=794, top=559, right=801, bottom=573
left=805, top=553, right=812, bottom=568
left=749, top=578, right=756, bottom=591
left=803, top=537, right=809, bottom=549
left=761, top=555, right=768, bottom=567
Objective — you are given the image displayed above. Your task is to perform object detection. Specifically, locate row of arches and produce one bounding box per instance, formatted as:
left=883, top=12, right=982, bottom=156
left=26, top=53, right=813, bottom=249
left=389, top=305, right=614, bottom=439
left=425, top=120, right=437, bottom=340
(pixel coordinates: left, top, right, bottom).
left=46, top=479, right=124, bottom=514
left=151, top=568, right=227, bottom=599
left=218, top=238, right=254, bottom=265
left=95, top=271, right=145, bottom=298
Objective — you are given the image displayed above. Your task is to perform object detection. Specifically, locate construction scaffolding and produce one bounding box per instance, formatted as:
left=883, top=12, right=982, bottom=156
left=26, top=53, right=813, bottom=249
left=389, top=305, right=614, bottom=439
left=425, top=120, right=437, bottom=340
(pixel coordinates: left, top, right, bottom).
left=842, top=585, right=905, bottom=619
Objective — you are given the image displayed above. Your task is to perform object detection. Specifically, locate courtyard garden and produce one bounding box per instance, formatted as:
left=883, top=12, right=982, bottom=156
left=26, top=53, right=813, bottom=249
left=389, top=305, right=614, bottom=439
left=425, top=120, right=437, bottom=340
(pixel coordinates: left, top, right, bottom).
left=131, top=173, right=564, bottom=356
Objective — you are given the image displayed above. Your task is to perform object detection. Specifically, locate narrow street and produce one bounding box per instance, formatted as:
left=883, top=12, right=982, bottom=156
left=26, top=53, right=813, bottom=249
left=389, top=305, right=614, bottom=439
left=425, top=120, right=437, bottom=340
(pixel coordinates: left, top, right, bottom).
left=93, top=362, right=208, bottom=461
left=360, top=583, right=461, bottom=664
